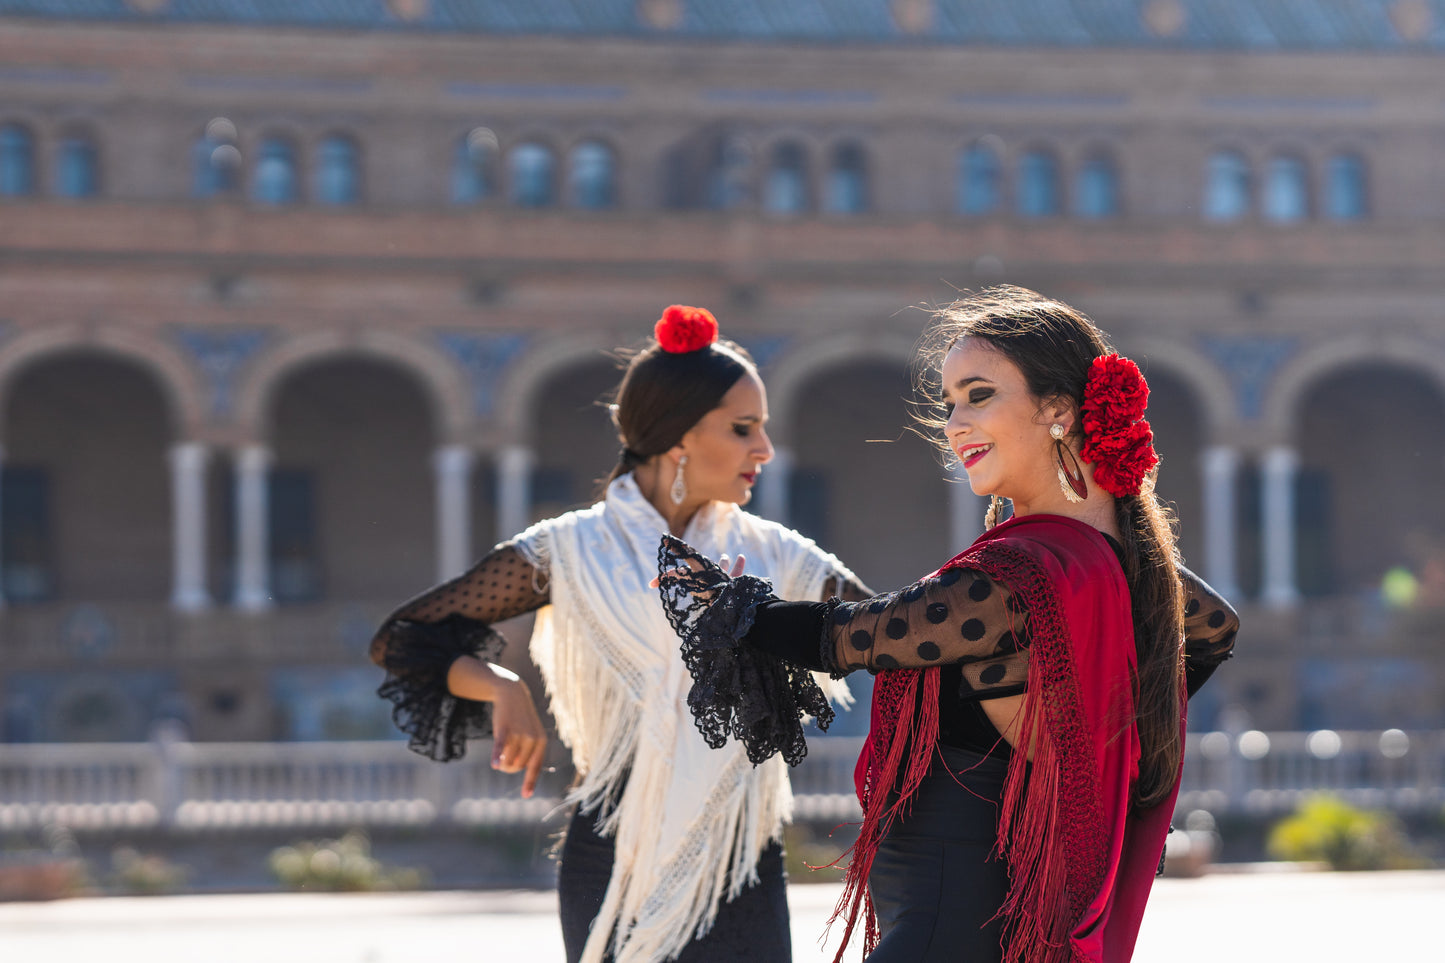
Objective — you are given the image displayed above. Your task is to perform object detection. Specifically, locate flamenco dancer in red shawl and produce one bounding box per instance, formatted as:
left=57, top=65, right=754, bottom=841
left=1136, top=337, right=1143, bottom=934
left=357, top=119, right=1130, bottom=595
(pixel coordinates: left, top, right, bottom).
left=655, top=287, right=1239, bottom=962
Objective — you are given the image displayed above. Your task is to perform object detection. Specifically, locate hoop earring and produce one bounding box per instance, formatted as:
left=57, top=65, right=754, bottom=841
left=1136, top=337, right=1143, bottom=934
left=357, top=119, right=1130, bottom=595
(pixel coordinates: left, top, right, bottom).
left=1051, top=424, right=1088, bottom=503
left=670, top=455, right=688, bottom=506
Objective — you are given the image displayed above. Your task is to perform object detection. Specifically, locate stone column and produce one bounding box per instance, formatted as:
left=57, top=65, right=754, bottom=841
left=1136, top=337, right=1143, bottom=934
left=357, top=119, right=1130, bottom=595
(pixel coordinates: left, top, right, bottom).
left=234, top=445, right=273, bottom=613
left=496, top=444, right=535, bottom=540
left=1261, top=445, right=1301, bottom=610
left=949, top=466, right=985, bottom=555
left=1201, top=446, right=1243, bottom=600
left=754, top=446, right=794, bottom=525
left=169, top=442, right=211, bottom=612
left=433, top=444, right=475, bottom=581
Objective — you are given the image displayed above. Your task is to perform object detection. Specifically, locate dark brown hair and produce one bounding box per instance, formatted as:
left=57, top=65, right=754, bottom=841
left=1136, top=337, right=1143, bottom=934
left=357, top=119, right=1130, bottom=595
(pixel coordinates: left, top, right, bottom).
left=914, top=285, right=1186, bottom=810
left=602, top=337, right=757, bottom=486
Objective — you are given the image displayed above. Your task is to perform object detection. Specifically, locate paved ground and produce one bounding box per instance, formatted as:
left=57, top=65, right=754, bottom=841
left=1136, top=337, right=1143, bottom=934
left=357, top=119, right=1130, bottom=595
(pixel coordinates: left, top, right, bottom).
left=0, top=868, right=1440, bottom=961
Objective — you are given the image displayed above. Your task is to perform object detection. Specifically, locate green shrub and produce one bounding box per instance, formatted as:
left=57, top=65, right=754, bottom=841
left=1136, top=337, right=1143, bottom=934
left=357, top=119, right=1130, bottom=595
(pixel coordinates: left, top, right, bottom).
left=268, top=830, right=426, bottom=892
left=1267, top=795, right=1427, bottom=871
left=110, top=846, right=187, bottom=895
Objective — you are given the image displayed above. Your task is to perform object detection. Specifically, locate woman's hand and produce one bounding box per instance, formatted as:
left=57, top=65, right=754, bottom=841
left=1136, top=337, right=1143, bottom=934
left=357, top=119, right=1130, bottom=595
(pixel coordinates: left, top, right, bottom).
left=447, top=656, right=548, bottom=798
left=489, top=677, right=548, bottom=798
left=651, top=552, right=746, bottom=594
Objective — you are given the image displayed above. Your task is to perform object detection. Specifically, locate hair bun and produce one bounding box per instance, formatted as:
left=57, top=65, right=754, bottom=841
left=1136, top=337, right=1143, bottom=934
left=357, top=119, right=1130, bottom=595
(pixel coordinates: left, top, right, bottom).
left=655, top=305, right=719, bottom=354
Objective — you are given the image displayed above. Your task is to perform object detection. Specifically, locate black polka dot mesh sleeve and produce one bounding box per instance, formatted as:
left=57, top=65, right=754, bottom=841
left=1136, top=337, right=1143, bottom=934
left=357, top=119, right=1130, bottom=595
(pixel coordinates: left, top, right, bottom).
left=820, top=568, right=1031, bottom=699
left=748, top=563, right=1237, bottom=703
left=374, top=542, right=550, bottom=639
left=369, top=543, right=550, bottom=762
left=1178, top=564, right=1239, bottom=697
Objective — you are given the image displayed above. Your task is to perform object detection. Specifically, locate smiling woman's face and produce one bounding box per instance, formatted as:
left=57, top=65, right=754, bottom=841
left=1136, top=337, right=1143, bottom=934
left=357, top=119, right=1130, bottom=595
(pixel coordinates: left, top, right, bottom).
left=941, top=337, right=1067, bottom=509
left=674, top=370, right=775, bottom=506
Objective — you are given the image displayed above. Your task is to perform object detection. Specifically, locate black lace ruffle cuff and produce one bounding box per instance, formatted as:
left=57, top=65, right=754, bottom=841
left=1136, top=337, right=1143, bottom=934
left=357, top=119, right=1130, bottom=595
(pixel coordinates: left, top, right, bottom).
left=657, top=534, right=834, bottom=767
left=375, top=614, right=505, bottom=762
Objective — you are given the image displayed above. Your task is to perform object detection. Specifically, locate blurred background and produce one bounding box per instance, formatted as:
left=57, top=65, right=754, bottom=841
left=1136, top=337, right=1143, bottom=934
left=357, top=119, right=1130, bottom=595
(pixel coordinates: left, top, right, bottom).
left=0, top=0, right=1442, bottom=899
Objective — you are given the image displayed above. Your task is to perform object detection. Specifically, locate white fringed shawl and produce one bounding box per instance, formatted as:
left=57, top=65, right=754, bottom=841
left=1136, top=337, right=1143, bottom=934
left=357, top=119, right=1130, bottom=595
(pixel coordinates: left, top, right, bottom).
left=514, top=475, right=855, bottom=963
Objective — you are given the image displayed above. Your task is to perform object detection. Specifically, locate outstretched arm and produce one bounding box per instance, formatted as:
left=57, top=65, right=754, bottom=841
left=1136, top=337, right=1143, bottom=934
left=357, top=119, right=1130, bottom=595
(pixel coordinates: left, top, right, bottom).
left=371, top=543, right=551, bottom=795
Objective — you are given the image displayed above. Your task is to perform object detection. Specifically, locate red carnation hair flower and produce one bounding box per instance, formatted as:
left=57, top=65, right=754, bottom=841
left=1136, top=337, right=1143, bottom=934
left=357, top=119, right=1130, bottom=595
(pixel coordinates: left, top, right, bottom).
left=1079, top=354, right=1157, bottom=498
left=1081, top=354, right=1149, bottom=436
left=655, top=305, right=719, bottom=354
left=1083, top=420, right=1159, bottom=498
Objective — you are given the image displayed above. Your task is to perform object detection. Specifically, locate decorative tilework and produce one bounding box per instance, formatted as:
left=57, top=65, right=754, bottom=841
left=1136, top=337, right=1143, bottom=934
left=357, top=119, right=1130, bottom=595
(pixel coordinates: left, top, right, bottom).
left=172, top=328, right=269, bottom=419
left=435, top=331, right=528, bottom=417
left=1198, top=333, right=1299, bottom=421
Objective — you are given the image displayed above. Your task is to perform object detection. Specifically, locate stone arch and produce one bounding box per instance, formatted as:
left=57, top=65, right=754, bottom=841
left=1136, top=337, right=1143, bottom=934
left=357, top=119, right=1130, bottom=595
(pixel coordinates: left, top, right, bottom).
left=265, top=354, right=439, bottom=601
left=786, top=350, right=948, bottom=593
left=493, top=331, right=622, bottom=444
left=3, top=348, right=177, bottom=602
left=529, top=354, right=629, bottom=518
left=0, top=324, right=205, bottom=437
left=1125, top=336, right=1236, bottom=437
left=765, top=331, right=919, bottom=449
left=235, top=329, right=471, bottom=445
left=1262, top=334, right=1445, bottom=443
left=1298, top=361, right=1445, bottom=596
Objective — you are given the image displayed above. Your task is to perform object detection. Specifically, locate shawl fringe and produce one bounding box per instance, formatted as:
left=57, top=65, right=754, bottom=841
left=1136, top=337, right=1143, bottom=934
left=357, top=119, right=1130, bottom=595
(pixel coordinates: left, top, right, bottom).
left=831, top=530, right=1114, bottom=963
left=519, top=478, right=857, bottom=963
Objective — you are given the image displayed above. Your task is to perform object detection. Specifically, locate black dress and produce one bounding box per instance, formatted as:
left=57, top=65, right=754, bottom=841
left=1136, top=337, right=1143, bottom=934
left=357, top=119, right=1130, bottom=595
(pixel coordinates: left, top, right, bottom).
left=659, top=535, right=1239, bottom=961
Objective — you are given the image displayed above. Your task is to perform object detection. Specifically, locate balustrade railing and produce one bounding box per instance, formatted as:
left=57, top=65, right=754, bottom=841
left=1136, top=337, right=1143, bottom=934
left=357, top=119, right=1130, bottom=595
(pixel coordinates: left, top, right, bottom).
left=1, top=730, right=1440, bottom=832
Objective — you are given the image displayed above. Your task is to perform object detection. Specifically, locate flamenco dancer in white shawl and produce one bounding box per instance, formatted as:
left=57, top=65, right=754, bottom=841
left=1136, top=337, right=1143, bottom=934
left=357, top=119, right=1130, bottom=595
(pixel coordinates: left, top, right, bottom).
left=370, top=305, right=869, bottom=963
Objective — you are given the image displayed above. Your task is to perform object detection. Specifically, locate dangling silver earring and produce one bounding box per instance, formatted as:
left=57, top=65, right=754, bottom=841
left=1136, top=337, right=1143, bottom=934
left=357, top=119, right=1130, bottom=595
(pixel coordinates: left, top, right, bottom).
left=1051, top=423, right=1087, bottom=503
left=670, top=455, right=688, bottom=505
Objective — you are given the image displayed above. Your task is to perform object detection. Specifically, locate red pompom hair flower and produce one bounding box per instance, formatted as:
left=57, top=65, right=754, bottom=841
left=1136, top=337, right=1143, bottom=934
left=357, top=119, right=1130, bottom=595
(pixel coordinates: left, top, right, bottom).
left=655, top=305, right=719, bottom=354
left=1080, top=354, right=1158, bottom=498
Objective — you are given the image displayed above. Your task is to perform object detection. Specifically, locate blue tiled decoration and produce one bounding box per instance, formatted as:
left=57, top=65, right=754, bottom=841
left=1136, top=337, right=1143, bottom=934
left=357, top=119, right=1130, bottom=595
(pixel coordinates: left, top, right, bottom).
left=1198, top=334, right=1299, bottom=422
left=172, top=328, right=269, bottom=419
left=0, top=1, right=1440, bottom=51
left=4, top=667, right=180, bottom=742
left=436, top=331, right=528, bottom=418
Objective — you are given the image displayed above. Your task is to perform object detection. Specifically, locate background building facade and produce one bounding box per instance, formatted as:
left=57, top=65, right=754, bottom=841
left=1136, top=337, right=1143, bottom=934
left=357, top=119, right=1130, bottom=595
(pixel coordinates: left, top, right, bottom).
left=2, top=0, right=1444, bottom=744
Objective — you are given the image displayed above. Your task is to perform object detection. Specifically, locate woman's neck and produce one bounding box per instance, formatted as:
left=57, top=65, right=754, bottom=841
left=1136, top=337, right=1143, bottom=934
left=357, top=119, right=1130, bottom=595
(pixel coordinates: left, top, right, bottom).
left=1010, top=489, right=1121, bottom=541
left=630, top=463, right=705, bottom=536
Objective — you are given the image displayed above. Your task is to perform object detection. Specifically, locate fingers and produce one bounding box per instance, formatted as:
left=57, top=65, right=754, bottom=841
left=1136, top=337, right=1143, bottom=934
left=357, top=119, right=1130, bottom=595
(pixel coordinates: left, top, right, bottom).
left=493, top=730, right=544, bottom=775
left=521, top=739, right=547, bottom=799
left=729, top=553, right=746, bottom=577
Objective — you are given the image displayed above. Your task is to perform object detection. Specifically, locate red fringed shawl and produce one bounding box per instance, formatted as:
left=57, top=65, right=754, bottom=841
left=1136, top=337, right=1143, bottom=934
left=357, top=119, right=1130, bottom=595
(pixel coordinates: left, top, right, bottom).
left=831, top=514, right=1182, bottom=963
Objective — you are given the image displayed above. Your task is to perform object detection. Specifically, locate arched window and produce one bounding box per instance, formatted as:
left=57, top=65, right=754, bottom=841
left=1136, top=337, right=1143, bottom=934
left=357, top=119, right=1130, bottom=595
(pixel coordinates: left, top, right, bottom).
left=315, top=134, right=361, bottom=206
left=55, top=131, right=99, bottom=199
left=1016, top=148, right=1059, bottom=217
left=1263, top=154, right=1309, bottom=223
left=1325, top=152, right=1367, bottom=221
left=957, top=140, right=1001, bottom=215
left=825, top=141, right=868, bottom=214
left=252, top=135, right=298, bottom=205
left=1073, top=151, right=1119, bottom=219
left=706, top=134, right=751, bottom=211
left=192, top=124, right=240, bottom=198
left=509, top=142, right=556, bottom=208
left=1203, top=150, right=1250, bottom=221
left=451, top=128, right=495, bottom=205
left=568, top=140, right=616, bottom=210
left=764, top=140, right=809, bottom=215
left=0, top=123, right=35, bottom=197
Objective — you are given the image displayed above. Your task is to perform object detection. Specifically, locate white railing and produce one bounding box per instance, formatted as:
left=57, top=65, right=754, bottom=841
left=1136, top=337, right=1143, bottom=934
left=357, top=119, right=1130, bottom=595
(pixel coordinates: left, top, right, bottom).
left=1, top=730, right=1441, bottom=832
